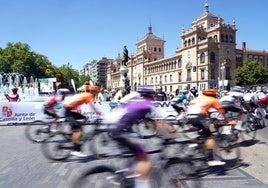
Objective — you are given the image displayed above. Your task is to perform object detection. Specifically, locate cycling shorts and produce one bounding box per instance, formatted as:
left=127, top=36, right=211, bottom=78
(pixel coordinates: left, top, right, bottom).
left=65, top=108, right=86, bottom=130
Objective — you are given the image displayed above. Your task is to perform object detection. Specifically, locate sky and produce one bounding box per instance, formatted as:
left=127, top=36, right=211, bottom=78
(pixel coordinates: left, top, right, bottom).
left=0, top=0, right=267, bottom=71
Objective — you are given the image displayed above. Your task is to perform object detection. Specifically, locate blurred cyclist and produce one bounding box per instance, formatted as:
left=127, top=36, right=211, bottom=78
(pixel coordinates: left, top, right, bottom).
left=220, top=91, right=245, bottom=131
left=108, top=85, right=156, bottom=188
left=43, top=88, right=69, bottom=132
left=63, top=82, right=100, bottom=157
left=186, top=89, right=227, bottom=166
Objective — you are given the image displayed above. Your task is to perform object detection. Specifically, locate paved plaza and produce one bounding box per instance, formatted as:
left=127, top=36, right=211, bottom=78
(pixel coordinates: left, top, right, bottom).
left=0, top=125, right=267, bottom=188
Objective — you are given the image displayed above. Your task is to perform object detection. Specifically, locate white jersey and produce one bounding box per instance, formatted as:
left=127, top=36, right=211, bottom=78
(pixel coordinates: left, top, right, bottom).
left=228, top=91, right=244, bottom=99
left=243, top=92, right=256, bottom=102
left=256, top=92, right=266, bottom=100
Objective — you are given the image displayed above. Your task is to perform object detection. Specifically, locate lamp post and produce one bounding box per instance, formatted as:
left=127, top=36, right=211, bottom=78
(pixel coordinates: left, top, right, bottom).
left=220, top=61, right=226, bottom=91
left=138, top=73, right=141, bottom=85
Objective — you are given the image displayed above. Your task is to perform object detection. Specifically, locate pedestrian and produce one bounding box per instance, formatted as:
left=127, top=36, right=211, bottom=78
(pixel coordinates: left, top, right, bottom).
left=190, top=86, right=198, bottom=97
left=4, top=87, right=20, bottom=102
left=155, top=86, right=167, bottom=101
left=97, top=87, right=109, bottom=102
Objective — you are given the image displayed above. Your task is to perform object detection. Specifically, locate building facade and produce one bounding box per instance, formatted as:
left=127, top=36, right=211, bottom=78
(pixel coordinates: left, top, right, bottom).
left=83, top=57, right=112, bottom=88
left=86, top=2, right=268, bottom=93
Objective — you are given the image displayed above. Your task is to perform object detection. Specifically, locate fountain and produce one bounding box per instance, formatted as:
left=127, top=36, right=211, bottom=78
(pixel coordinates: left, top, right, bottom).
left=0, top=72, right=44, bottom=102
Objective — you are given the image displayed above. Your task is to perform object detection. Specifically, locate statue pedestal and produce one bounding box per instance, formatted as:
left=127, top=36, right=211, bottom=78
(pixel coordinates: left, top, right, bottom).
left=119, top=66, right=129, bottom=89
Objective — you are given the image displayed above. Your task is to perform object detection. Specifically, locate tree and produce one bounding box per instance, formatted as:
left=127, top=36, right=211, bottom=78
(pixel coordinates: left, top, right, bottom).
left=0, top=42, right=86, bottom=90
left=234, top=59, right=268, bottom=85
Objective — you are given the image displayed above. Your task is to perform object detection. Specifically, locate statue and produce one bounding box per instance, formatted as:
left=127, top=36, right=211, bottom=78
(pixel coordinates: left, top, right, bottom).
left=122, top=45, right=129, bottom=66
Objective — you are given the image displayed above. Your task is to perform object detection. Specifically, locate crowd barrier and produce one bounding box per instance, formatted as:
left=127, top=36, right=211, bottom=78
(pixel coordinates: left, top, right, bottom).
left=0, top=101, right=177, bottom=125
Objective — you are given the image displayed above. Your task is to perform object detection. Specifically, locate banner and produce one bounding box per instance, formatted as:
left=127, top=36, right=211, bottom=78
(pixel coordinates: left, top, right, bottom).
left=0, top=101, right=177, bottom=125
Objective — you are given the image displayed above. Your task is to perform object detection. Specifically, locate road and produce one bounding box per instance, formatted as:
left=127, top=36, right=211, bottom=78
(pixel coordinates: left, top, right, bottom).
left=0, top=124, right=267, bottom=188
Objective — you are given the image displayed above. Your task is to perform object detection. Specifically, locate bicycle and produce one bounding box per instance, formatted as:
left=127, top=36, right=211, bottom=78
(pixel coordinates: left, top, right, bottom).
left=245, top=109, right=265, bottom=132
left=73, top=132, right=200, bottom=188
left=40, top=118, right=97, bottom=161
left=24, top=117, right=70, bottom=143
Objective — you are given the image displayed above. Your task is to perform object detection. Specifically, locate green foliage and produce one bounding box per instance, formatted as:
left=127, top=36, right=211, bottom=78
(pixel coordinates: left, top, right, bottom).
left=0, top=42, right=85, bottom=91
left=234, top=59, right=268, bottom=85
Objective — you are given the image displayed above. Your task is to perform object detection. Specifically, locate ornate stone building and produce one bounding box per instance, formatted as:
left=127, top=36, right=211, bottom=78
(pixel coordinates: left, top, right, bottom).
left=104, top=2, right=268, bottom=93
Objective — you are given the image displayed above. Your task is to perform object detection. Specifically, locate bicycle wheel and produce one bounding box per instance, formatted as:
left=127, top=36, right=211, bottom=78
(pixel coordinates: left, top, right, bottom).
left=157, top=158, right=197, bottom=188
left=74, top=166, right=128, bottom=188
left=90, top=131, right=126, bottom=159
left=132, top=120, right=157, bottom=138
left=41, top=132, right=72, bottom=161
left=256, top=111, right=265, bottom=129
left=214, top=133, right=241, bottom=170
left=243, top=121, right=257, bottom=141
left=24, top=120, right=50, bottom=143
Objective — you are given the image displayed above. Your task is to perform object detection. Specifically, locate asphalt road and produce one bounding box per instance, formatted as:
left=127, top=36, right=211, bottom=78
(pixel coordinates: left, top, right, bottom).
left=0, top=124, right=267, bottom=188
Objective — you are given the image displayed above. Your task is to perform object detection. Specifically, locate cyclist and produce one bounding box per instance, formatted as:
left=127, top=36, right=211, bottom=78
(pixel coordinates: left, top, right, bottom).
left=255, top=90, right=268, bottom=118
left=220, top=91, right=245, bottom=131
left=108, top=85, right=157, bottom=188
left=43, top=88, right=69, bottom=132
left=242, top=90, right=259, bottom=115
left=172, top=90, right=188, bottom=103
left=63, top=82, right=100, bottom=157
left=186, top=89, right=227, bottom=166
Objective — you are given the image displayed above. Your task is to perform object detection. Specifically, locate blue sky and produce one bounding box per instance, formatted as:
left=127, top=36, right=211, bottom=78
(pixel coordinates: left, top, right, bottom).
left=0, top=0, right=267, bottom=70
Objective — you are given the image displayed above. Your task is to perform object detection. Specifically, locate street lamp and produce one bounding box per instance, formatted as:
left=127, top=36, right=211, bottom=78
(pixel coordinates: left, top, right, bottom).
left=220, top=61, right=226, bottom=91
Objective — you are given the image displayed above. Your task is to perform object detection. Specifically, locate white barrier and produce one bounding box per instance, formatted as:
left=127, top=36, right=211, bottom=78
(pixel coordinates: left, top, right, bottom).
left=0, top=101, right=177, bottom=125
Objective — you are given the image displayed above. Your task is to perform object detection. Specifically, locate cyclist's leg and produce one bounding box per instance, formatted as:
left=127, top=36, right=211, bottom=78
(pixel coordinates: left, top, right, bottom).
left=65, top=108, right=85, bottom=152
left=110, top=111, right=151, bottom=187
left=187, top=115, right=222, bottom=163
left=225, top=105, right=244, bottom=130
left=44, top=107, right=58, bottom=131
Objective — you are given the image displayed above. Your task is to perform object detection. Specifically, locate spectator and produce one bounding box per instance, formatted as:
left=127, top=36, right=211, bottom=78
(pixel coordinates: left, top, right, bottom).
left=155, top=86, right=167, bottom=101
left=190, top=86, right=198, bottom=97
left=4, top=87, right=20, bottom=102
left=97, top=88, right=109, bottom=102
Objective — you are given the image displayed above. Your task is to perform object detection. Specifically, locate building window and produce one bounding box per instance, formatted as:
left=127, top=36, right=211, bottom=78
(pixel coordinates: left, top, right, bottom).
left=221, top=34, right=224, bottom=42
left=170, top=74, right=173, bottom=82
left=155, top=77, right=158, bottom=84
left=150, top=77, right=153, bottom=84
left=192, top=37, right=195, bottom=45
left=178, top=58, right=182, bottom=67
left=154, top=47, right=157, bottom=52
left=211, top=68, right=215, bottom=79
left=226, top=67, right=231, bottom=80
left=201, top=69, right=205, bottom=80
left=165, top=75, right=167, bottom=83
left=200, top=53, right=205, bottom=63
left=187, top=69, right=191, bottom=81
left=230, top=35, right=233, bottom=42
left=210, top=52, right=215, bottom=64
left=225, top=35, right=228, bottom=42
left=178, top=72, right=182, bottom=82
left=170, top=85, right=173, bottom=92
left=214, top=35, right=218, bottom=42
left=159, top=48, right=161, bottom=52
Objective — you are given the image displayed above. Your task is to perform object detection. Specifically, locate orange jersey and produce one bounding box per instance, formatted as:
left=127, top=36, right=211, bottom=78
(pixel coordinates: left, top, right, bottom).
left=63, top=92, right=94, bottom=109
left=187, top=95, right=225, bottom=115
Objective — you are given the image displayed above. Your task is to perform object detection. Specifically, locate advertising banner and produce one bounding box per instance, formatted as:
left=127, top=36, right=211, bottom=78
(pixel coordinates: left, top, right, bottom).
left=0, top=101, right=177, bottom=125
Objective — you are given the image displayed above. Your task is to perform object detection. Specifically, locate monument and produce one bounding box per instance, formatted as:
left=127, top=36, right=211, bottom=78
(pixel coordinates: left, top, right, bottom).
left=119, top=45, right=131, bottom=93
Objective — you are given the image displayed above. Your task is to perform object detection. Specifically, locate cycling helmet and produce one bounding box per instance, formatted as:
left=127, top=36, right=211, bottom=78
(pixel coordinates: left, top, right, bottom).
left=84, top=85, right=100, bottom=92
left=202, top=89, right=218, bottom=97
left=57, top=88, right=70, bottom=95
left=137, top=85, right=155, bottom=97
